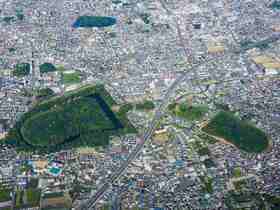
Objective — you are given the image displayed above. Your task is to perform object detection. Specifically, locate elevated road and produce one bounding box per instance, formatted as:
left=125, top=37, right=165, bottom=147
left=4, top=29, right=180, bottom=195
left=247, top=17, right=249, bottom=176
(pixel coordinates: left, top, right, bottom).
left=82, top=57, right=214, bottom=210
left=81, top=0, right=280, bottom=205
left=82, top=31, right=280, bottom=208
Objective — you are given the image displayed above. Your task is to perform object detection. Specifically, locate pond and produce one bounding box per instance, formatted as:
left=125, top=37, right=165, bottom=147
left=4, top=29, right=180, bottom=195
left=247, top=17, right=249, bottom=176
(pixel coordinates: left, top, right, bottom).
left=88, top=93, right=123, bottom=130
left=72, top=16, right=117, bottom=28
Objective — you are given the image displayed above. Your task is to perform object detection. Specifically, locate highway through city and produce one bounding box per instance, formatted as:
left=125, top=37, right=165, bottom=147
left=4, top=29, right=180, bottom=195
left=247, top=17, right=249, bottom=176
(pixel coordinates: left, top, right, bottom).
left=82, top=56, right=216, bottom=210
left=81, top=31, right=280, bottom=209
left=81, top=0, right=280, bottom=205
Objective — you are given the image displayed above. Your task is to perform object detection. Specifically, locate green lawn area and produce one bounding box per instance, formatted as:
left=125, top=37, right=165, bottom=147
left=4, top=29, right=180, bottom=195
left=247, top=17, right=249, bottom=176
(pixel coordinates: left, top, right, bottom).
left=100, top=204, right=111, bottom=210
left=135, top=100, right=155, bottom=111
left=233, top=167, right=242, bottom=178
left=5, top=85, right=136, bottom=151
left=169, top=103, right=208, bottom=121
left=57, top=65, right=67, bottom=72
left=202, top=111, right=269, bottom=153
left=15, top=189, right=41, bottom=209
left=62, top=72, right=81, bottom=84
left=0, top=188, right=11, bottom=202
left=26, top=189, right=41, bottom=207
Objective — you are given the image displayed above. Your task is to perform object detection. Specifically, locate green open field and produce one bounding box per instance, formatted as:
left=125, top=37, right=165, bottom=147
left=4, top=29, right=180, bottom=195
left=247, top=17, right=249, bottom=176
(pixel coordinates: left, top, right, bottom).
left=62, top=72, right=81, bottom=84
left=169, top=102, right=208, bottom=121
left=15, top=189, right=41, bottom=209
left=0, top=188, right=11, bottom=202
left=135, top=100, right=155, bottom=110
left=202, top=111, right=269, bottom=153
left=5, top=85, right=136, bottom=151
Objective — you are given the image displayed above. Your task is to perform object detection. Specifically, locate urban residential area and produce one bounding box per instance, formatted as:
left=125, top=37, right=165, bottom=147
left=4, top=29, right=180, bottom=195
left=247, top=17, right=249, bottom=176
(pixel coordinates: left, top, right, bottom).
left=0, top=0, right=279, bottom=210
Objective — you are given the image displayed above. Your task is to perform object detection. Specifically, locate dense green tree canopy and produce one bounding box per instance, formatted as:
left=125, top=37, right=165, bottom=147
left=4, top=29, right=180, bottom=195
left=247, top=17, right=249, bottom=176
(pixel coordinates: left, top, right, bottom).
left=202, top=111, right=269, bottom=153
left=39, top=63, right=56, bottom=73
left=13, top=63, right=30, bottom=77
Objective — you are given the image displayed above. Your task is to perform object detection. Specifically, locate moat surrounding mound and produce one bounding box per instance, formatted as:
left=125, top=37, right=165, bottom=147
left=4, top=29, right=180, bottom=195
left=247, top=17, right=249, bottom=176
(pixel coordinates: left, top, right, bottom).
left=5, top=85, right=136, bottom=151
left=202, top=111, right=269, bottom=153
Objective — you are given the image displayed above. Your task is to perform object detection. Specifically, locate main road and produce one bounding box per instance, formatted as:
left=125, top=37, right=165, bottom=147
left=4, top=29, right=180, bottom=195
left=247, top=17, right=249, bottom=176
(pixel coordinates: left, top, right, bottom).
left=81, top=0, right=280, bottom=204
left=81, top=54, right=217, bottom=210
left=81, top=31, right=280, bottom=209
